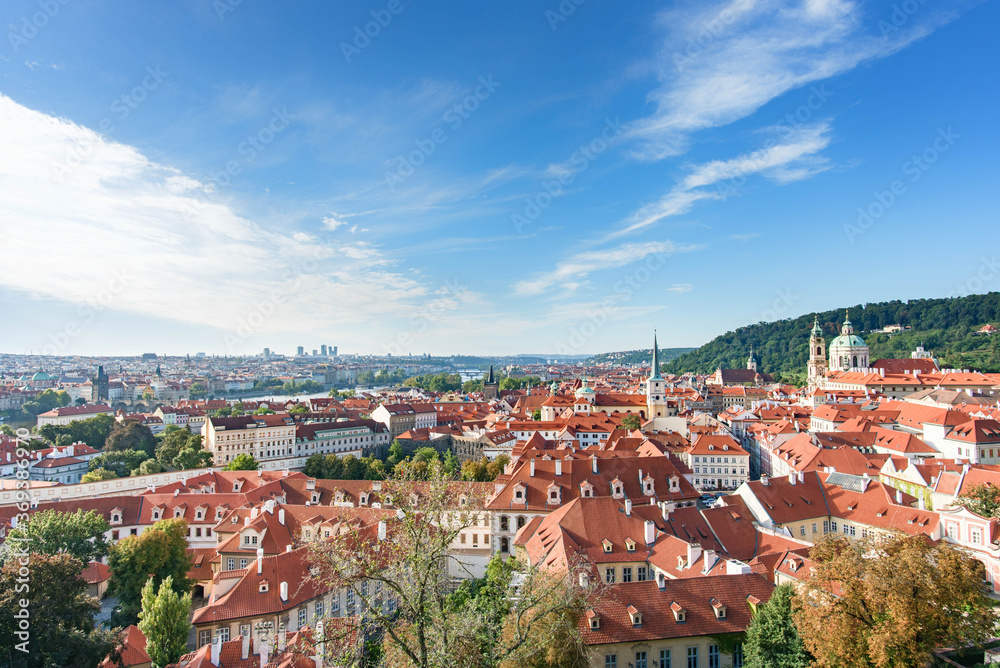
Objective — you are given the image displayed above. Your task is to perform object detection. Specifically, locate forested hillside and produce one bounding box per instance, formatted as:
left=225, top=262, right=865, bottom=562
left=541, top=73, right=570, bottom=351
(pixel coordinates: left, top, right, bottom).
left=663, top=293, right=1000, bottom=382
left=591, top=347, right=697, bottom=365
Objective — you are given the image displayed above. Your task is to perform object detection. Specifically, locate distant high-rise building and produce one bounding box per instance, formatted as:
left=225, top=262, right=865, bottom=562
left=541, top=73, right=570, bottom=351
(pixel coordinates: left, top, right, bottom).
left=332, top=346, right=338, bottom=357
left=321, top=344, right=328, bottom=356
left=263, top=347, right=271, bottom=360
left=312, top=349, right=318, bottom=356
left=297, top=346, right=305, bottom=356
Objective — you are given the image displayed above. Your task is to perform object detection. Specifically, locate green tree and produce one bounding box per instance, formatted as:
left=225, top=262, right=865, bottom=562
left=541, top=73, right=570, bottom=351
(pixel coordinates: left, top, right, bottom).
left=107, top=518, right=193, bottom=626
left=485, top=454, right=510, bottom=481
left=621, top=414, right=642, bottom=431
left=531, top=409, right=542, bottom=421
left=461, top=457, right=490, bottom=482
left=5, top=509, right=110, bottom=565
left=288, top=403, right=309, bottom=414
left=138, top=575, right=192, bottom=668
left=223, top=453, right=259, bottom=471
left=89, top=449, right=151, bottom=477
left=0, top=553, right=119, bottom=668
left=744, top=583, right=810, bottom=668
left=105, top=420, right=157, bottom=457
left=134, top=459, right=166, bottom=476
left=81, top=467, right=118, bottom=482
left=172, top=446, right=212, bottom=470
left=255, top=405, right=275, bottom=414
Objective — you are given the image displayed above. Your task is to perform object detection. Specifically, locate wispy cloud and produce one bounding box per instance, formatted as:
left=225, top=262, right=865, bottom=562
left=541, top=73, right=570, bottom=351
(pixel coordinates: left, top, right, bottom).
left=612, top=122, right=833, bottom=237
left=513, top=240, right=700, bottom=296
left=626, top=0, right=962, bottom=160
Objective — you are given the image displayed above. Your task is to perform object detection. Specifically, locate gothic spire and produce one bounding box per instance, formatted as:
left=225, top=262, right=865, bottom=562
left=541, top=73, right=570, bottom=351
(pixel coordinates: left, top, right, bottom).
left=650, top=331, right=662, bottom=380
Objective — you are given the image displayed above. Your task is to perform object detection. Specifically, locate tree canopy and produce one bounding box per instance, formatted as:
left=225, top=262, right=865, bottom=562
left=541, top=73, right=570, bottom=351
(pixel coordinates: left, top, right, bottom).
left=138, top=575, right=192, bottom=668
left=0, top=553, right=119, bottom=668
left=105, top=419, right=157, bottom=457
left=5, top=509, right=110, bottom=565
left=743, top=583, right=810, bottom=668
left=107, top=518, right=192, bottom=626
left=222, top=453, right=260, bottom=471
left=793, top=532, right=997, bottom=668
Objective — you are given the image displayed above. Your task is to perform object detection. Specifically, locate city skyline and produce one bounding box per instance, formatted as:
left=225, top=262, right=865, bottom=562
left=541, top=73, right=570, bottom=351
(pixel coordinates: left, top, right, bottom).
left=1, top=0, right=998, bottom=357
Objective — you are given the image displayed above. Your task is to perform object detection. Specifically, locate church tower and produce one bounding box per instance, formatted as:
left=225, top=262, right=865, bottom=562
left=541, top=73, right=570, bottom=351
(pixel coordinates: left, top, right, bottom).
left=807, top=317, right=829, bottom=389
left=646, top=332, right=669, bottom=419
left=828, top=311, right=869, bottom=372
left=747, top=346, right=758, bottom=372
left=483, top=365, right=499, bottom=401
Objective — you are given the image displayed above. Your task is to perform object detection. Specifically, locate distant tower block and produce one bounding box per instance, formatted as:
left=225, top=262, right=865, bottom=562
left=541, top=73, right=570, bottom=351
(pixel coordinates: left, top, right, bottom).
left=297, top=346, right=305, bottom=356
left=321, top=344, right=328, bottom=356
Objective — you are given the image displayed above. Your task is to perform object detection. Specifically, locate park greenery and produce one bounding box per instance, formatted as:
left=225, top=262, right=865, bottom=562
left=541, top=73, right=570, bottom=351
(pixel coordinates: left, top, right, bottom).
left=302, top=440, right=510, bottom=484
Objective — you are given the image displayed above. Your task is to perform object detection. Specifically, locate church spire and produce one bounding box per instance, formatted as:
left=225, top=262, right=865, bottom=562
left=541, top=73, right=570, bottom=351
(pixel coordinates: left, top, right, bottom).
left=486, top=365, right=495, bottom=384
left=650, top=331, right=662, bottom=380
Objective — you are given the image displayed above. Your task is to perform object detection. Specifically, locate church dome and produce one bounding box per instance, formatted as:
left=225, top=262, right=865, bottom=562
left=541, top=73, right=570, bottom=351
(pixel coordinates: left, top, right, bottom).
left=31, top=371, right=52, bottom=381
left=830, top=333, right=867, bottom=348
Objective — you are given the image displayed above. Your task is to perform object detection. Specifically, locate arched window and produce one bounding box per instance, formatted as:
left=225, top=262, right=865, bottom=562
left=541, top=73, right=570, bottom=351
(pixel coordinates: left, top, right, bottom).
left=500, top=516, right=509, bottom=532
left=500, top=537, right=509, bottom=553
left=517, top=516, right=526, bottom=529
left=852, top=355, right=858, bottom=368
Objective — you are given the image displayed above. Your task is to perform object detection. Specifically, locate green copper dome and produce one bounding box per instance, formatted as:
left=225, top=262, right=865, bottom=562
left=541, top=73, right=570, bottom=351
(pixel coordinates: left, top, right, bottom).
left=830, top=334, right=867, bottom=348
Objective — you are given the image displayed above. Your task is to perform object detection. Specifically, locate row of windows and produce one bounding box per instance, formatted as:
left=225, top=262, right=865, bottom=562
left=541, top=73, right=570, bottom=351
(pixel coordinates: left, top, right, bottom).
left=605, top=645, right=737, bottom=668
left=605, top=566, right=648, bottom=583
left=693, top=456, right=743, bottom=464
left=693, top=467, right=745, bottom=475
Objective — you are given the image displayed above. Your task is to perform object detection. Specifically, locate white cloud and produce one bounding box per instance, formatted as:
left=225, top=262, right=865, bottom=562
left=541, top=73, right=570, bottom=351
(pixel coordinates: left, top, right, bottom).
left=322, top=215, right=349, bottom=231
left=513, top=240, right=700, bottom=295
left=0, top=93, right=466, bottom=348
left=612, top=122, right=832, bottom=237
left=668, top=283, right=694, bottom=293
left=627, top=0, right=959, bottom=159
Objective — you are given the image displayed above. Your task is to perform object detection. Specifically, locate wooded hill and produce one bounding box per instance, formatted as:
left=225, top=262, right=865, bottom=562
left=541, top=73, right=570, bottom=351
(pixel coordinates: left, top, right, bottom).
left=662, top=292, right=1000, bottom=383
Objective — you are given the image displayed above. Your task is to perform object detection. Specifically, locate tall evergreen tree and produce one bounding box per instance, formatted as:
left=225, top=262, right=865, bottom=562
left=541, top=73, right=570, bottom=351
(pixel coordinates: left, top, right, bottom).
left=138, top=575, right=192, bottom=668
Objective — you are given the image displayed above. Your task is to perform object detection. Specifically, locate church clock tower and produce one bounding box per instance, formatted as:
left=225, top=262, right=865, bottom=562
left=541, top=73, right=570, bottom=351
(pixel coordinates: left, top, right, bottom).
left=646, top=332, right=669, bottom=418
left=807, top=316, right=829, bottom=389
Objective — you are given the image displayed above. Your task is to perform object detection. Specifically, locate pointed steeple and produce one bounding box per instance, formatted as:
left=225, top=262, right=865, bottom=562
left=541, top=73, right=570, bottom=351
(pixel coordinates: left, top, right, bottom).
left=811, top=316, right=822, bottom=337
left=155, top=363, right=162, bottom=377
left=486, top=365, right=495, bottom=384
left=650, top=331, right=662, bottom=380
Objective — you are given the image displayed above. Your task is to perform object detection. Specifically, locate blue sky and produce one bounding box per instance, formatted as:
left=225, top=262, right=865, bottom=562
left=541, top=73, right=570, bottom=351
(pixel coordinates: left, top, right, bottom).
left=0, top=0, right=997, bottom=357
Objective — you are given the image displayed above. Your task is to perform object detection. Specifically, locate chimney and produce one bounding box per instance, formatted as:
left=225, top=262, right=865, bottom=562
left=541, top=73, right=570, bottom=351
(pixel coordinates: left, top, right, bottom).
left=686, top=542, right=702, bottom=567
left=314, top=620, right=325, bottom=668
left=250, top=507, right=259, bottom=519
left=378, top=520, right=387, bottom=541
left=592, top=455, right=598, bottom=474
left=661, top=501, right=674, bottom=521
left=895, top=489, right=903, bottom=505
left=797, top=471, right=804, bottom=483
left=241, top=634, right=251, bottom=660
left=307, top=478, right=316, bottom=491
left=278, top=508, right=285, bottom=525
left=644, top=520, right=655, bottom=545
left=789, top=473, right=796, bottom=486
left=625, top=498, right=632, bottom=516
left=259, top=638, right=270, bottom=666
left=578, top=572, right=589, bottom=588
left=918, top=494, right=926, bottom=511
left=211, top=633, right=222, bottom=665
left=555, top=459, right=562, bottom=476
left=244, top=516, right=251, bottom=527
left=702, top=548, right=716, bottom=573
left=257, top=547, right=263, bottom=574
left=280, top=581, right=288, bottom=601
left=529, top=459, right=535, bottom=477
left=761, top=475, right=769, bottom=487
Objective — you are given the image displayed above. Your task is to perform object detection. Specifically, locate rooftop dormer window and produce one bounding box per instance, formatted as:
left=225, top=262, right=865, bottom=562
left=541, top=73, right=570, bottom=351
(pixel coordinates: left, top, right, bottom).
left=602, top=539, right=613, bottom=553
left=711, top=597, right=727, bottom=620
left=625, top=538, right=636, bottom=552
left=587, top=610, right=600, bottom=630
left=259, top=580, right=269, bottom=593
left=627, top=605, right=642, bottom=627
left=670, top=602, right=686, bottom=623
